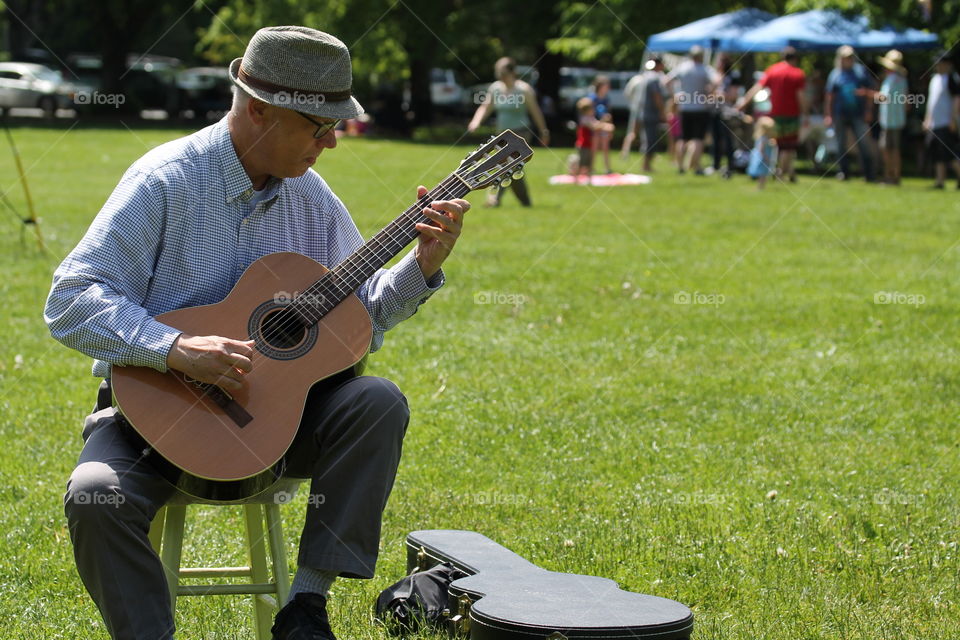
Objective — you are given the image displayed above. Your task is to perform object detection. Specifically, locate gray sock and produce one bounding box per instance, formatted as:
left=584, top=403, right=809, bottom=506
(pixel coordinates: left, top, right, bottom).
left=288, top=566, right=337, bottom=603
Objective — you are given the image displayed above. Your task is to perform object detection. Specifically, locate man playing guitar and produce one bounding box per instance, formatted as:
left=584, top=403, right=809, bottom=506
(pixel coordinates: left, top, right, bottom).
left=44, top=26, right=468, bottom=640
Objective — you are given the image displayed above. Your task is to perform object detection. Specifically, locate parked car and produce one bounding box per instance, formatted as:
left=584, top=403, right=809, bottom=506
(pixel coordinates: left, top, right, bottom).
left=559, top=67, right=634, bottom=116
left=67, top=53, right=180, bottom=115
left=176, top=67, right=232, bottom=120
left=430, top=68, right=464, bottom=111
left=0, top=62, right=75, bottom=116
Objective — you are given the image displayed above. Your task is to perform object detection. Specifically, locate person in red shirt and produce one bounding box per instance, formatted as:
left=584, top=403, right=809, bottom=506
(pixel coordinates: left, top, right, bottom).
left=737, top=47, right=809, bottom=182
left=571, top=96, right=613, bottom=182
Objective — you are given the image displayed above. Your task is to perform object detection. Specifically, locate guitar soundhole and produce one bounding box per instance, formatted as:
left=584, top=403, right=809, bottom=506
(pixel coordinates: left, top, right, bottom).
left=249, top=301, right=319, bottom=361
left=260, top=309, right=306, bottom=349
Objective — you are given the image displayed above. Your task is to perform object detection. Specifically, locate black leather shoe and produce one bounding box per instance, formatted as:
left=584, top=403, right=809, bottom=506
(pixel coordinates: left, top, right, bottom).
left=272, top=593, right=336, bottom=640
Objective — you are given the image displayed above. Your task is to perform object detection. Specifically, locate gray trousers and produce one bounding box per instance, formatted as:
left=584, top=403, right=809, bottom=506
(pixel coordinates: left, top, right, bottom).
left=64, top=376, right=409, bottom=640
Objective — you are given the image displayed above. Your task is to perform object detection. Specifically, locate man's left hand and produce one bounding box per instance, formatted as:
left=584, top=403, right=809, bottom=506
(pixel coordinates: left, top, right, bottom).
left=413, top=185, right=469, bottom=280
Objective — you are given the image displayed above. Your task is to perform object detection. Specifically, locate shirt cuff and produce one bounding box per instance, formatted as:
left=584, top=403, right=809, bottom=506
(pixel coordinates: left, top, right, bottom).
left=392, top=251, right=444, bottom=305
left=135, top=320, right=183, bottom=372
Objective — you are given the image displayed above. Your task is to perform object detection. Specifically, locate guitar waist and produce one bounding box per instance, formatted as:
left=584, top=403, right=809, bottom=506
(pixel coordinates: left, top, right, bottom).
left=96, top=366, right=358, bottom=457
left=94, top=379, right=176, bottom=479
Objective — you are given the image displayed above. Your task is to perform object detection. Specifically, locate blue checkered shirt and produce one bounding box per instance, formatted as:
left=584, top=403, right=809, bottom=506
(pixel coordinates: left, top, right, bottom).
left=44, top=118, right=443, bottom=378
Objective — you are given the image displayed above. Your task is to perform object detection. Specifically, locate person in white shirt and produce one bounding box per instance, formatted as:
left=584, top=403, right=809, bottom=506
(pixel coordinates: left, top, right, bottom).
left=924, top=52, right=960, bottom=189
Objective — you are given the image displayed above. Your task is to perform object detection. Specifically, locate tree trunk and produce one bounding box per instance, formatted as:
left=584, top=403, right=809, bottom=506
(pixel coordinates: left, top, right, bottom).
left=3, top=0, right=38, bottom=60
left=408, top=55, right=433, bottom=128
left=535, top=45, right=562, bottom=133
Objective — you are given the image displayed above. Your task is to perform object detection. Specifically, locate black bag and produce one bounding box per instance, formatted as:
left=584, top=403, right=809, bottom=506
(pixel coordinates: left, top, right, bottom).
left=375, top=561, right=468, bottom=631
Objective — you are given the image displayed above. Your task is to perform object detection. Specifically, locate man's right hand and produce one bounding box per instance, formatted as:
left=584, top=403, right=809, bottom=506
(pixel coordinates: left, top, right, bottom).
left=166, top=334, right=255, bottom=392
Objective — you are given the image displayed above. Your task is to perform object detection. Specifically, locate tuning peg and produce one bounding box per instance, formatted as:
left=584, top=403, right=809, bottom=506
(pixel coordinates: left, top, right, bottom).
left=500, top=177, right=512, bottom=188
left=511, top=169, right=524, bottom=180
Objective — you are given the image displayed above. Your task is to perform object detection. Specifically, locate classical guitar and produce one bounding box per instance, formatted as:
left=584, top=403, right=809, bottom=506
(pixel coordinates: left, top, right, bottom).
left=111, top=130, right=533, bottom=502
left=401, top=529, right=694, bottom=639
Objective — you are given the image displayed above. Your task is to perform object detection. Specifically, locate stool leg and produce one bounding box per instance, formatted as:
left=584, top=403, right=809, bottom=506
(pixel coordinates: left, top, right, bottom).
left=148, top=506, right=166, bottom=552
left=265, top=502, right=291, bottom=606
left=160, top=505, right=187, bottom=610
left=244, top=504, right=274, bottom=640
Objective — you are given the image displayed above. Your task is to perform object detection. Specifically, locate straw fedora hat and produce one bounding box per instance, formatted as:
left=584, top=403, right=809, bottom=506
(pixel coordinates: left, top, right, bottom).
left=878, top=49, right=906, bottom=75
left=229, top=26, right=363, bottom=119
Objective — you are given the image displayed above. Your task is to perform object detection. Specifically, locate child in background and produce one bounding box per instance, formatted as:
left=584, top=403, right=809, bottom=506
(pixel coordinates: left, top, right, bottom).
left=666, top=100, right=684, bottom=170
left=589, top=75, right=615, bottom=174
left=747, top=116, right=778, bottom=189
left=572, top=96, right=614, bottom=182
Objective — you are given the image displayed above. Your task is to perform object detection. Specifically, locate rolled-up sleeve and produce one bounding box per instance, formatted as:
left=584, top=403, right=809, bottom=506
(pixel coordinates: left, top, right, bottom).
left=44, top=169, right=181, bottom=372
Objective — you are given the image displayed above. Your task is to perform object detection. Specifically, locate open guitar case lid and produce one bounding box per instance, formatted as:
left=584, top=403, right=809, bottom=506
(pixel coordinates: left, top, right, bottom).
left=404, top=530, right=694, bottom=640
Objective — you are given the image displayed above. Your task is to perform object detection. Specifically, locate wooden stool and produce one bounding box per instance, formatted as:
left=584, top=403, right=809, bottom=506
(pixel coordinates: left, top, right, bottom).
left=148, top=480, right=302, bottom=640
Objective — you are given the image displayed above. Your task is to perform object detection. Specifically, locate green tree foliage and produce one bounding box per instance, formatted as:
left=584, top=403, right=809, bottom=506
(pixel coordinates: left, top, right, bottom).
left=786, top=0, right=960, bottom=49
left=545, top=1, right=790, bottom=67
left=195, top=0, right=559, bottom=124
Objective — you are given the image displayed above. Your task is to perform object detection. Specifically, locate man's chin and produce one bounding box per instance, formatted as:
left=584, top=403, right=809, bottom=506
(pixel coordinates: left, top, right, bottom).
left=288, top=162, right=316, bottom=178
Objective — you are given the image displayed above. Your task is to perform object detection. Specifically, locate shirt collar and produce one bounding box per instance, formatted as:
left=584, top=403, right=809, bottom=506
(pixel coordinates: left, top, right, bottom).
left=216, top=117, right=283, bottom=206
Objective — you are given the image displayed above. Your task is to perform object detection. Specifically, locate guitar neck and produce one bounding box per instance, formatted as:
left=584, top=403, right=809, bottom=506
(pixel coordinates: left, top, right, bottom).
left=293, top=174, right=469, bottom=321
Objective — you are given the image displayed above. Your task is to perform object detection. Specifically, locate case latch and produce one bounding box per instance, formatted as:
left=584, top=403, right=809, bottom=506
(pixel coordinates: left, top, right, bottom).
left=412, top=546, right=428, bottom=573
left=446, top=593, right=472, bottom=636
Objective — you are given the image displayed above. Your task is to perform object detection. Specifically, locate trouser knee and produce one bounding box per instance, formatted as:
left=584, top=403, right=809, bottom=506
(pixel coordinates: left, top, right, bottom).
left=354, top=377, right=410, bottom=438
left=64, top=462, right=132, bottom=526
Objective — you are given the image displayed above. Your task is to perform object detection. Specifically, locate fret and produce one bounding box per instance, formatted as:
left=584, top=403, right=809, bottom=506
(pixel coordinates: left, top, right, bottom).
left=285, top=129, right=530, bottom=324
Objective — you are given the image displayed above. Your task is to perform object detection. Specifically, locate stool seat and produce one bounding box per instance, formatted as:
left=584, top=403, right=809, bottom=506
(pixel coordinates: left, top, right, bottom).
left=149, top=478, right=305, bottom=640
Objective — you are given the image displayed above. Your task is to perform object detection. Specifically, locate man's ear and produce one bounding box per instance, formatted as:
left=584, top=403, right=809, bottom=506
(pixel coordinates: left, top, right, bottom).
left=247, top=97, right=271, bottom=126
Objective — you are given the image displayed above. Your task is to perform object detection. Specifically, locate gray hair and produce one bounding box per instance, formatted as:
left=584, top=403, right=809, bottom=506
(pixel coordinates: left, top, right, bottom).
left=231, top=85, right=253, bottom=112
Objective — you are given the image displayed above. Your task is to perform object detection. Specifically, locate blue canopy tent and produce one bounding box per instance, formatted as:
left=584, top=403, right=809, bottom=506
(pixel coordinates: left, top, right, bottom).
left=857, top=24, right=940, bottom=50
left=646, top=8, right=775, bottom=52
left=728, top=10, right=938, bottom=52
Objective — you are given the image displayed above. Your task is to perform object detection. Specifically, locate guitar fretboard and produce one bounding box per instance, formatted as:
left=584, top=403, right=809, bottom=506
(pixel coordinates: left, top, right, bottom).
left=291, top=175, right=470, bottom=324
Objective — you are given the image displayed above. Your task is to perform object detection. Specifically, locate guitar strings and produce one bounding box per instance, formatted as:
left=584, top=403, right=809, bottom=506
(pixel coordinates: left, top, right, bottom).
left=271, top=173, right=464, bottom=329
left=269, top=152, right=523, bottom=343
left=250, top=171, right=469, bottom=369
left=309, top=152, right=523, bottom=312
left=253, top=149, right=523, bottom=366
left=302, top=176, right=465, bottom=311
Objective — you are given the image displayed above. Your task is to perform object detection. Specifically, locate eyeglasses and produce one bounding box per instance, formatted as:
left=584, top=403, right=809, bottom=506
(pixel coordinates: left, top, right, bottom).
left=296, top=111, right=340, bottom=138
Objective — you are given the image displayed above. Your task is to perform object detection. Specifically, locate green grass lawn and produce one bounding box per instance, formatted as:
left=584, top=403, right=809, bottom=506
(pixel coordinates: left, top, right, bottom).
left=0, top=122, right=958, bottom=639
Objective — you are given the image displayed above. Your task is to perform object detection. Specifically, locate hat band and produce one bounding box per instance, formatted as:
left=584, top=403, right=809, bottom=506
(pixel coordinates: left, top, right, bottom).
left=238, top=65, right=352, bottom=103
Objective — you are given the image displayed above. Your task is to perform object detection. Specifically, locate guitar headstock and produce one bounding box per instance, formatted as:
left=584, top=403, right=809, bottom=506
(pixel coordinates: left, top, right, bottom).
left=457, top=129, right=534, bottom=191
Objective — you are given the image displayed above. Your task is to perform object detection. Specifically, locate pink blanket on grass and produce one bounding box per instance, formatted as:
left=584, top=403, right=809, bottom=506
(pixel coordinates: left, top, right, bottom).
left=549, top=173, right=652, bottom=186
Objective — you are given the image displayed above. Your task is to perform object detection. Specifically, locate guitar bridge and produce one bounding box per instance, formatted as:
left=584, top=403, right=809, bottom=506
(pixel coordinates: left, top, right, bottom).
left=181, top=374, right=253, bottom=428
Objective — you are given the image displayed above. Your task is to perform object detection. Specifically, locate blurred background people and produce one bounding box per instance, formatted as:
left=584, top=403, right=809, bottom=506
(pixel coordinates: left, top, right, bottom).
left=588, top=74, right=615, bottom=173
left=571, top=95, right=614, bottom=182
left=923, top=51, right=960, bottom=189
left=666, top=45, right=717, bottom=174
left=710, top=54, right=738, bottom=179
left=875, top=49, right=908, bottom=185
left=468, top=56, right=550, bottom=206
left=738, top=46, right=807, bottom=182
left=748, top=116, right=779, bottom=189
left=824, top=45, right=875, bottom=182
left=622, top=57, right=667, bottom=172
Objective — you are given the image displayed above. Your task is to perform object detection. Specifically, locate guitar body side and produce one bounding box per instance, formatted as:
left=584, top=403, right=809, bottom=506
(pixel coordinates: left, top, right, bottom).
left=111, top=252, right=372, bottom=488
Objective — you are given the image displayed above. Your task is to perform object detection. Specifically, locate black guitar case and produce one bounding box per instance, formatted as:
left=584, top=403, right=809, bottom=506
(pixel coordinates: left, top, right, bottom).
left=404, top=530, right=693, bottom=639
